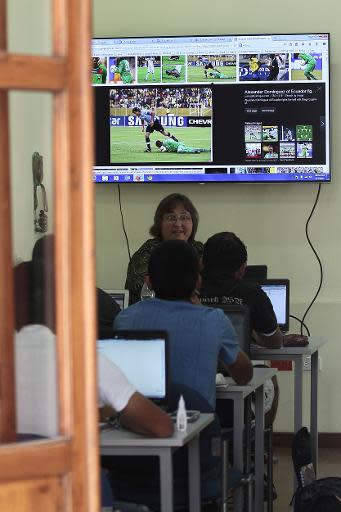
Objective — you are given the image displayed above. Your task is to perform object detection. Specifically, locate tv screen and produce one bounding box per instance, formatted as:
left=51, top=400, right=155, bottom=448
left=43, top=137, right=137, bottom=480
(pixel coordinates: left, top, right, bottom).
left=92, top=33, right=330, bottom=183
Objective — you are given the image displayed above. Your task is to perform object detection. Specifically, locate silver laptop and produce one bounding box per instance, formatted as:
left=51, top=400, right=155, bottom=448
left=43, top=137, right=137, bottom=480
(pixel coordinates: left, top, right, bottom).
left=97, top=330, right=169, bottom=407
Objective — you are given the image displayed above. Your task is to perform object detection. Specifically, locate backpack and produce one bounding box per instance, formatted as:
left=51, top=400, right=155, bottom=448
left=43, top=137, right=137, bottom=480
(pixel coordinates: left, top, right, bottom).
left=291, top=427, right=341, bottom=511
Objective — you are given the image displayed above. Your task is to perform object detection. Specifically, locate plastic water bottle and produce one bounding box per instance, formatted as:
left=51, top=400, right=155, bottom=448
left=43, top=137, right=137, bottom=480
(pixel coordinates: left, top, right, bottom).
left=176, top=395, right=188, bottom=432
left=140, top=281, right=155, bottom=301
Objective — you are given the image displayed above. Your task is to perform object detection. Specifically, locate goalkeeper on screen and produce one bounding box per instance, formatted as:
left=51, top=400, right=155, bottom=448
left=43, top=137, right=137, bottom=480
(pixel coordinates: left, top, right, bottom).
left=208, top=69, right=229, bottom=79
left=155, top=139, right=210, bottom=154
left=111, top=58, right=133, bottom=84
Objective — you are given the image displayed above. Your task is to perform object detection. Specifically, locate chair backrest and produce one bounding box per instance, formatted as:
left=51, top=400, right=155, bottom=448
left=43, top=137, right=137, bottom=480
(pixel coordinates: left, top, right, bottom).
left=211, top=304, right=251, bottom=356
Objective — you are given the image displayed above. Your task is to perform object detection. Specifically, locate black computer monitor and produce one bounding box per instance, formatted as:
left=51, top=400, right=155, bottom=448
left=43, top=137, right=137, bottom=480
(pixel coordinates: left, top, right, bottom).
left=244, top=265, right=268, bottom=281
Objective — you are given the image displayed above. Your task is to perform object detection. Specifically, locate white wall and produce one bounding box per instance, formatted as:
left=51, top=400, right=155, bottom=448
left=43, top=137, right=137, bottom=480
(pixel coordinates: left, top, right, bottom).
left=98, top=0, right=339, bottom=432
left=8, top=0, right=53, bottom=261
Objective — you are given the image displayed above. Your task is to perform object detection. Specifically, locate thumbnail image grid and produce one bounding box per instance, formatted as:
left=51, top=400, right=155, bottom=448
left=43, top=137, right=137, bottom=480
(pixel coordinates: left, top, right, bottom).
left=244, top=122, right=314, bottom=162
left=92, top=49, right=325, bottom=85
left=109, top=86, right=212, bottom=163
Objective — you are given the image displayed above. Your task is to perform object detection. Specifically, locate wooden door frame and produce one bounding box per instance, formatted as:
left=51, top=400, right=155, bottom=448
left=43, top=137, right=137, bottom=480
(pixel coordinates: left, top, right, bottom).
left=0, top=0, right=99, bottom=510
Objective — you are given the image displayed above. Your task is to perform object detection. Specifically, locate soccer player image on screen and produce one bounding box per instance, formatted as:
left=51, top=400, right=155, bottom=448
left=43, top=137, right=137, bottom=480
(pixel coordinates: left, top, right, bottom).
left=198, top=56, right=217, bottom=78
left=297, top=142, right=313, bottom=158
left=109, top=86, right=212, bottom=163
left=92, top=57, right=107, bottom=84
left=291, top=53, right=322, bottom=81
left=132, top=107, right=178, bottom=152
left=137, top=56, right=162, bottom=83
left=162, top=55, right=186, bottom=82
left=188, top=55, right=236, bottom=82
left=155, top=139, right=210, bottom=154
left=110, top=57, right=135, bottom=84
left=207, top=69, right=229, bottom=79
left=281, top=126, right=295, bottom=142
left=262, top=125, right=278, bottom=142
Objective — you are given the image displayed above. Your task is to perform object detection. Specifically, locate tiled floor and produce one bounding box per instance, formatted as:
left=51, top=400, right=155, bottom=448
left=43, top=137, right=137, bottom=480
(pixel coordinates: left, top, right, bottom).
left=273, top=446, right=341, bottom=511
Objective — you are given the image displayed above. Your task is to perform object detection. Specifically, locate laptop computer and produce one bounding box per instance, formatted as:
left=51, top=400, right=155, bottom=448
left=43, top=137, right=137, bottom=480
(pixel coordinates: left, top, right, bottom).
left=259, top=279, right=290, bottom=332
left=210, top=304, right=251, bottom=357
left=97, top=330, right=169, bottom=408
left=104, top=289, right=129, bottom=311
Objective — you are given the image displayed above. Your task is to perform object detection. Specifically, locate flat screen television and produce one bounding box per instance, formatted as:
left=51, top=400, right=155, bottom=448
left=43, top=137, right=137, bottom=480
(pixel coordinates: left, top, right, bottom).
left=92, top=33, right=330, bottom=183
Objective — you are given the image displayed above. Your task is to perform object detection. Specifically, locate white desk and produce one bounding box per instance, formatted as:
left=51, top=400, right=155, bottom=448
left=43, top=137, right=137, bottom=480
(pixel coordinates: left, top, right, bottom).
left=100, top=413, right=214, bottom=512
left=251, top=336, right=328, bottom=481
left=217, top=367, right=277, bottom=512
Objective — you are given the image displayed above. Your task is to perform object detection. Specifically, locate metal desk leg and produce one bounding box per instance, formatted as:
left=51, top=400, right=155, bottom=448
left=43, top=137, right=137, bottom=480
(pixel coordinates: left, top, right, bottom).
left=254, top=385, right=264, bottom=512
left=233, top=396, right=245, bottom=511
left=311, top=351, right=319, bottom=476
left=159, top=448, right=173, bottom=512
left=188, top=435, right=201, bottom=512
left=293, top=355, right=303, bottom=489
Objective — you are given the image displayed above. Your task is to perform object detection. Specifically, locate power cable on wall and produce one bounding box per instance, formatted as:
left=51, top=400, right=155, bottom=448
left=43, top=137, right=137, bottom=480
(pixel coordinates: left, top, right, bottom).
left=117, top=184, right=131, bottom=261
left=297, top=183, right=323, bottom=336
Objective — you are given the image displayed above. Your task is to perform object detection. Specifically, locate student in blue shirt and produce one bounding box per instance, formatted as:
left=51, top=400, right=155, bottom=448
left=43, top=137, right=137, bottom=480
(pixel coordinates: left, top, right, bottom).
left=115, top=239, right=253, bottom=408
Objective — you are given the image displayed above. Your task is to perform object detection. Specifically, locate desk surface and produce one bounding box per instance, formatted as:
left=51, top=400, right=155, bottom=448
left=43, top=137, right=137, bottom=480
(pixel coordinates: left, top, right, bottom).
left=217, top=367, right=277, bottom=392
left=100, top=413, right=214, bottom=448
left=250, top=336, right=327, bottom=357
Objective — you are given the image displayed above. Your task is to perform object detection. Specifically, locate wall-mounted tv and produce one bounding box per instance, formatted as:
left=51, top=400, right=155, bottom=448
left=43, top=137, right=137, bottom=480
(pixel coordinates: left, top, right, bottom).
left=92, top=33, right=330, bottom=183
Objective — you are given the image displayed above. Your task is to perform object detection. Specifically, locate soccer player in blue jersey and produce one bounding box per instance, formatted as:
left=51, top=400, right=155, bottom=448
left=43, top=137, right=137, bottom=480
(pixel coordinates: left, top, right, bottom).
left=198, top=56, right=217, bottom=78
left=132, top=107, right=178, bottom=152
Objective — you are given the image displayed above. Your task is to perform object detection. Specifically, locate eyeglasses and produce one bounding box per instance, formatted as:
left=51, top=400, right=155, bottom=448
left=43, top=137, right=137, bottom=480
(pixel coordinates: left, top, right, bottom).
left=163, top=213, right=192, bottom=223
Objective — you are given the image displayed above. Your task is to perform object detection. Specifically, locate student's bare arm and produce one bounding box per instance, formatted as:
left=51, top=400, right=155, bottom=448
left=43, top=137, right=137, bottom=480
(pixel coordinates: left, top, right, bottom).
left=253, top=327, right=283, bottom=349
left=221, top=351, right=253, bottom=385
left=120, top=391, right=174, bottom=438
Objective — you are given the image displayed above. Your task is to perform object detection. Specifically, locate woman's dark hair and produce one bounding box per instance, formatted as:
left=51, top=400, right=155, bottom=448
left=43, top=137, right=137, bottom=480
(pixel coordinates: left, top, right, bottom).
left=203, top=232, right=248, bottom=275
left=148, top=240, right=199, bottom=300
left=149, top=193, right=199, bottom=241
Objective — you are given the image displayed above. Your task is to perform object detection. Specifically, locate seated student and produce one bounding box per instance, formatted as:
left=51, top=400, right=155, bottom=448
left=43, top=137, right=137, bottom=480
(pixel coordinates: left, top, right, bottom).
left=115, top=239, right=253, bottom=408
left=200, top=232, right=308, bottom=348
left=19, top=234, right=173, bottom=438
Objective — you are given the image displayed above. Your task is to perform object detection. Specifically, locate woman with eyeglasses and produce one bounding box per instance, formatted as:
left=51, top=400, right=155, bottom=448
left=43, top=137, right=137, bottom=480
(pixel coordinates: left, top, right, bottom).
left=125, top=193, right=203, bottom=304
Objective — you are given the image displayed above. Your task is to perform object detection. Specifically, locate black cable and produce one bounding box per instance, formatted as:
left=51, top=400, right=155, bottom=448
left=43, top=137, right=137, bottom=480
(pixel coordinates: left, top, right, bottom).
left=289, top=314, right=310, bottom=337
left=299, top=183, right=323, bottom=335
left=117, top=184, right=131, bottom=261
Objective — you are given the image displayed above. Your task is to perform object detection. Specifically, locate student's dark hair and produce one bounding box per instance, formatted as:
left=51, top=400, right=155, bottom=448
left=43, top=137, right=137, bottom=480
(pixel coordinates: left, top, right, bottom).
left=149, top=193, right=199, bottom=241
left=148, top=240, right=199, bottom=300
left=203, top=232, right=247, bottom=275
left=31, top=234, right=55, bottom=331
